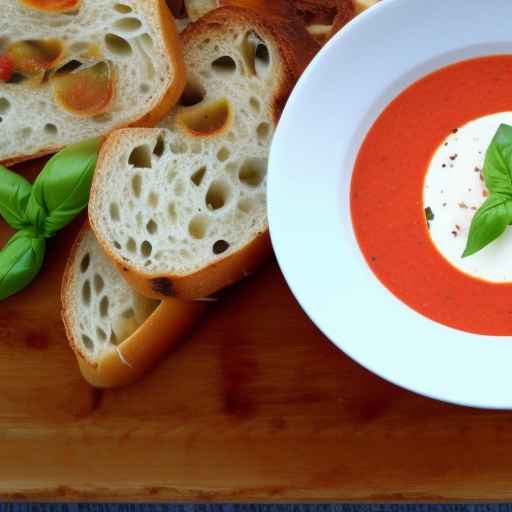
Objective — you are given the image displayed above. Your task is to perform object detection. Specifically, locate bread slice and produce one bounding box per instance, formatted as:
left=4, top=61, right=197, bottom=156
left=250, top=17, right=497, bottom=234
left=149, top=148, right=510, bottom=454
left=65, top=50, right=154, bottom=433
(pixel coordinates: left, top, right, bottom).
left=302, top=0, right=380, bottom=43
left=183, top=0, right=293, bottom=21
left=183, top=0, right=378, bottom=43
left=184, top=0, right=218, bottom=20
left=293, top=0, right=354, bottom=44
left=61, top=225, right=205, bottom=388
left=0, top=0, right=185, bottom=165
left=353, top=0, right=379, bottom=14
left=88, top=7, right=319, bottom=300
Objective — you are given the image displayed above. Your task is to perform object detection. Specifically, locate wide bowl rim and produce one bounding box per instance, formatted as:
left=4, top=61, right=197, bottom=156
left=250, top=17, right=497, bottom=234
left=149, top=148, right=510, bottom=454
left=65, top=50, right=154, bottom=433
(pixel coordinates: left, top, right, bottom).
left=267, top=0, right=512, bottom=409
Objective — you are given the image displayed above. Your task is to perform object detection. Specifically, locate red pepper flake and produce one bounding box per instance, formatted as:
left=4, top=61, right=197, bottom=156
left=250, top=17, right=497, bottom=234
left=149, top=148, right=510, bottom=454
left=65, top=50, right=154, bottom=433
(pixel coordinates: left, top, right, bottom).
left=0, top=54, right=13, bottom=82
left=483, top=189, right=489, bottom=197
left=452, top=128, right=459, bottom=134
left=449, top=154, right=458, bottom=161
left=455, top=224, right=461, bottom=231
left=458, top=202, right=468, bottom=209
left=370, top=256, right=377, bottom=262
left=474, top=166, right=482, bottom=173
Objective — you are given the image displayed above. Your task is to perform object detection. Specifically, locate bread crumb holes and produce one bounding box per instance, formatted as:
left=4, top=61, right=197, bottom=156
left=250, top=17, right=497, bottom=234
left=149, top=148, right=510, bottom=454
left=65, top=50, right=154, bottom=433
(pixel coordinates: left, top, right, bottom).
left=217, top=146, right=230, bottom=162
left=146, top=219, right=158, bottom=234
left=131, top=174, right=142, bottom=197
left=126, top=237, right=137, bottom=253
left=129, top=145, right=152, bottom=168
left=191, top=166, right=206, bottom=186
left=113, top=3, right=132, bottom=13
left=82, top=335, right=94, bottom=351
left=141, top=240, right=152, bottom=257
left=213, top=240, right=230, bottom=254
left=99, top=296, right=110, bottom=317
left=94, top=274, right=104, bottom=293
left=189, top=214, right=209, bottom=239
left=179, top=81, right=205, bottom=107
left=80, top=253, right=90, bottom=273
left=206, top=180, right=230, bottom=210
left=105, top=33, right=132, bottom=56
left=257, top=122, right=270, bottom=143
left=211, top=55, right=236, bottom=75
left=153, top=135, right=165, bottom=157
left=113, top=17, right=142, bottom=34
left=82, top=280, right=91, bottom=305
left=96, top=327, right=107, bottom=342
left=239, top=158, right=266, bottom=187
left=0, top=98, right=11, bottom=115
left=109, top=202, right=120, bottom=221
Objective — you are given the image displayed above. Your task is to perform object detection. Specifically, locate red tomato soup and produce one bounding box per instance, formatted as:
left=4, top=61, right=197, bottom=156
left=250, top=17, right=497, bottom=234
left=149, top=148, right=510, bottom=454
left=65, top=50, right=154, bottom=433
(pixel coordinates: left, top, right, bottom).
left=351, top=55, right=512, bottom=336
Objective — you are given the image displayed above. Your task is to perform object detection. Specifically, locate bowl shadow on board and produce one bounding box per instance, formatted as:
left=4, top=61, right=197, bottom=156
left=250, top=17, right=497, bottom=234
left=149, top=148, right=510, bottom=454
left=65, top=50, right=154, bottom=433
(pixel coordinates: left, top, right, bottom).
left=103, top=256, right=505, bottom=424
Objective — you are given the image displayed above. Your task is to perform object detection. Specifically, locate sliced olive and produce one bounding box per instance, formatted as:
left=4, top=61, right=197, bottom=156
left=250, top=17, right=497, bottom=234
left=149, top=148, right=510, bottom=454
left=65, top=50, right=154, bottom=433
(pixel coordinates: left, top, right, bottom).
left=7, top=39, right=64, bottom=77
left=51, top=61, right=115, bottom=117
left=177, top=98, right=233, bottom=137
left=18, top=0, right=80, bottom=13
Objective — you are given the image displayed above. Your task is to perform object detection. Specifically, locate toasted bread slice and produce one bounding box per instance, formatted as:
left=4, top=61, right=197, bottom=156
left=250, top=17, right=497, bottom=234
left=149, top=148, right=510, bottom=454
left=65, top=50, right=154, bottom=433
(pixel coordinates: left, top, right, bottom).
left=293, top=0, right=354, bottom=44
left=61, top=225, right=205, bottom=388
left=184, top=0, right=294, bottom=21
left=353, top=0, right=379, bottom=14
left=0, top=0, right=186, bottom=165
left=184, top=0, right=218, bottom=20
left=88, top=7, right=319, bottom=300
left=183, top=0, right=378, bottom=44
left=302, top=0, right=380, bottom=43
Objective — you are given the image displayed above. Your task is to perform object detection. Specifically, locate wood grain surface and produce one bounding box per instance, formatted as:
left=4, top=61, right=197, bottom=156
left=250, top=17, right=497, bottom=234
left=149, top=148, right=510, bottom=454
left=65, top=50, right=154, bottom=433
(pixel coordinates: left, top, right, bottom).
left=1, top=162, right=512, bottom=502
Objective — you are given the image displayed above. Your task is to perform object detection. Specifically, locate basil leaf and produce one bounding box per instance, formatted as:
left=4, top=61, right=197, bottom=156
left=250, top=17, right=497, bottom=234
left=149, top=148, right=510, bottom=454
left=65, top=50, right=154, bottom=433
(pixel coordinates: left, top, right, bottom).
left=0, top=229, right=45, bottom=300
left=26, top=137, right=101, bottom=236
left=462, top=194, right=512, bottom=257
left=24, top=193, right=47, bottom=234
left=0, top=165, right=31, bottom=230
left=484, top=124, right=512, bottom=195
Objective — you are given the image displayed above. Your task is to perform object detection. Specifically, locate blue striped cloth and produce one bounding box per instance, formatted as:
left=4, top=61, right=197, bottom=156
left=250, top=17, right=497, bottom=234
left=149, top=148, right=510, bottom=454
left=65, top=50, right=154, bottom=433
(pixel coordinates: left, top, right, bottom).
left=1, top=505, right=511, bottom=512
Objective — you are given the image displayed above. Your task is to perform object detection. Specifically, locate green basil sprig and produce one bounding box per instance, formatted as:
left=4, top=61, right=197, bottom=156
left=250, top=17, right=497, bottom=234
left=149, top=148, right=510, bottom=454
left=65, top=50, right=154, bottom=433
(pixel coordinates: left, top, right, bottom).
left=0, top=137, right=101, bottom=300
left=463, top=124, right=512, bottom=257
left=26, top=138, right=100, bottom=236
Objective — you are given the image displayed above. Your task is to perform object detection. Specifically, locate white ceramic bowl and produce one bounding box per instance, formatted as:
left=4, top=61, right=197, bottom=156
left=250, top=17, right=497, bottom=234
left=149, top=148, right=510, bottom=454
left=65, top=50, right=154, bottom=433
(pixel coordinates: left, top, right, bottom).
left=267, top=0, right=512, bottom=409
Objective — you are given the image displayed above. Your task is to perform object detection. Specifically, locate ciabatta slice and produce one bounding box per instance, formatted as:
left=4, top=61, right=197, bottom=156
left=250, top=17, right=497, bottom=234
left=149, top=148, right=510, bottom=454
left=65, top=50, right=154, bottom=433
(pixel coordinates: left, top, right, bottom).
left=0, top=0, right=185, bottom=165
left=89, top=7, right=319, bottom=300
left=183, top=0, right=292, bottom=21
left=61, top=225, right=205, bottom=388
left=184, top=0, right=217, bottom=20
left=183, top=0, right=378, bottom=44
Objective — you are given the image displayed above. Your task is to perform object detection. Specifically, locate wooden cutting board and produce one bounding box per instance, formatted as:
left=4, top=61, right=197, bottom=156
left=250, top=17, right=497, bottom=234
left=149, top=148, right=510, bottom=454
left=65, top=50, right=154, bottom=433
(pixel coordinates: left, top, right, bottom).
left=2, top=161, right=512, bottom=502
